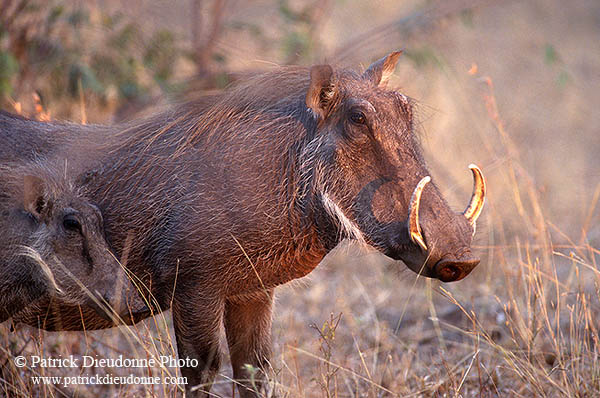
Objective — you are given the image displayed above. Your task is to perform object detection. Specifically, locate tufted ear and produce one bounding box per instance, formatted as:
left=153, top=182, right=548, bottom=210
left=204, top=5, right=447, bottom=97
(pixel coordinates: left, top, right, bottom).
left=23, top=175, right=49, bottom=220
left=306, top=64, right=337, bottom=120
left=362, top=51, right=402, bottom=87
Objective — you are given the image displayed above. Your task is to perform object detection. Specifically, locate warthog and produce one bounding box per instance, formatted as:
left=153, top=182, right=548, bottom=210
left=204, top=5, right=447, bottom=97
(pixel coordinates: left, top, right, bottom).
left=1, top=52, right=485, bottom=397
left=0, top=161, right=146, bottom=325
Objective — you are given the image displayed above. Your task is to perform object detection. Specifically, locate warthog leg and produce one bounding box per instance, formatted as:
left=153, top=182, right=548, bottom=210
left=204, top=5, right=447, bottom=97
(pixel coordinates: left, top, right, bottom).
left=225, top=289, right=274, bottom=398
left=172, top=284, right=224, bottom=398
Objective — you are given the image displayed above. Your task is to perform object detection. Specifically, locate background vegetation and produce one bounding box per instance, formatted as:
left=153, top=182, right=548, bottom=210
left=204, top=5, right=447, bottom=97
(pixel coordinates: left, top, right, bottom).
left=1, top=0, right=599, bottom=396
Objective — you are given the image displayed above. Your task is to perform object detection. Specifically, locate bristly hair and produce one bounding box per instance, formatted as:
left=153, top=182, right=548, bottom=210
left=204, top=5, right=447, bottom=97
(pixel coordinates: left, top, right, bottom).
left=0, top=159, right=75, bottom=209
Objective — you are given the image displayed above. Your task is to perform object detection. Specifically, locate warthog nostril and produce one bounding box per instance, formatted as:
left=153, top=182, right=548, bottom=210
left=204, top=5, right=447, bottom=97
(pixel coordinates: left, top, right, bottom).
left=434, top=258, right=480, bottom=282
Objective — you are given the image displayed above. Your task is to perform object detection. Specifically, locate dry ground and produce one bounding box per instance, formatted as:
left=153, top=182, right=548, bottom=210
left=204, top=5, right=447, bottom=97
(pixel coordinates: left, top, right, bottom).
left=2, top=0, right=600, bottom=396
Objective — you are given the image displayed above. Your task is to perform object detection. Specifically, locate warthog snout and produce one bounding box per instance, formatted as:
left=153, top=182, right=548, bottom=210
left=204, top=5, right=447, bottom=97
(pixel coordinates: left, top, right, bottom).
left=401, top=165, right=486, bottom=282
left=433, top=256, right=481, bottom=282
left=353, top=164, right=486, bottom=283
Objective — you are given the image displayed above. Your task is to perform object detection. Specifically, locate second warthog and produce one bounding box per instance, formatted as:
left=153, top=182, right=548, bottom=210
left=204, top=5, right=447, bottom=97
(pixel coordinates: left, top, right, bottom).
left=3, top=52, right=485, bottom=397
left=0, top=162, right=147, bottom=325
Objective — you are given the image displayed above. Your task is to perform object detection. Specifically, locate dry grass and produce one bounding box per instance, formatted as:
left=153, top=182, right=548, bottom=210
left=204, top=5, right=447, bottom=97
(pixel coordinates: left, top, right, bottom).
left=2, top=0, right=600, bottom=397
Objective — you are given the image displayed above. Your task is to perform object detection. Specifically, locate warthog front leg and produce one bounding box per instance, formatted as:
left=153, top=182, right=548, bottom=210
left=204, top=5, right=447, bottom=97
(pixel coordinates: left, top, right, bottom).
left=172, top=284, right=224, bottom=398
left=224, top=289, right=274, bottom=398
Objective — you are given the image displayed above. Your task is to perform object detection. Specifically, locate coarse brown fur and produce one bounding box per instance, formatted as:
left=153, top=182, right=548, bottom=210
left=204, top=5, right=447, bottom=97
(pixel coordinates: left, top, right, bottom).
left=2, top=53, right=483, bottom=397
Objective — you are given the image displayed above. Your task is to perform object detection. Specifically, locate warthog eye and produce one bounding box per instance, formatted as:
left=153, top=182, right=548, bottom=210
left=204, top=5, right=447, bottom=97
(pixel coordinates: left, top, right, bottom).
left=349, top=111, right=366, bottom=125
left=63, top=215, right=81, bottom=233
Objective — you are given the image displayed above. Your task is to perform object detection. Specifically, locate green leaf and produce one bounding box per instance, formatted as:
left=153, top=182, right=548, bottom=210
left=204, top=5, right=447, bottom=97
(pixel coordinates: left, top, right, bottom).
left=544, top=44, right=558, bottom=65
left=143, top=30, right=179, bottom=84
left=405, top=47, right=445, bottom=70
left=557, top=70, right=570, bottom=87
left=0, top=51, right=19, bottom=95
left=47, top=5, right=65, bottom=27
left=68, top=63, right=104, bottom=97
left=460, top=9, right=474, bottom=28
left=109, top=23, right=141, bottom=50
left=282, top=31, right=310, bottom=60
left=67, top=9, right=89, bottom=28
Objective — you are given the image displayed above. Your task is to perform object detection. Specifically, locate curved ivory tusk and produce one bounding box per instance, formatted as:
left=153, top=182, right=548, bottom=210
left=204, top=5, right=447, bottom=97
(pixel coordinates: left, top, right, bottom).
left=409, top=176, right=431, bottom=251
left=463, top=164, right=486, bottom=228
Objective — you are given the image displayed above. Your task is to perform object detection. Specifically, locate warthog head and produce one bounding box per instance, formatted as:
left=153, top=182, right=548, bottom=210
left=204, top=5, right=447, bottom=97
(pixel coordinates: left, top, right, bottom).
left=305, top=52, right=486, bottom=282
left=0, top=165, right=147, bottom=319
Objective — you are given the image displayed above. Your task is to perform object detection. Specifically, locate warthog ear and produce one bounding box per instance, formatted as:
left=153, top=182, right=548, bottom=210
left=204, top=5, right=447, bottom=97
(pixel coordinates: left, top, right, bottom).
left=23, top=175, right=49, bottom=220
left=306, top=64, right=337, bottom=120
left=363, top=51, right=402, bottom=87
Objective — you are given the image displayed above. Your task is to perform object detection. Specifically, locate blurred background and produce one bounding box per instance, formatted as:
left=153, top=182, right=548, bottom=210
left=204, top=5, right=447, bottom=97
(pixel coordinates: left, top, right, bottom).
left=1, top=0, right=600, bottom=396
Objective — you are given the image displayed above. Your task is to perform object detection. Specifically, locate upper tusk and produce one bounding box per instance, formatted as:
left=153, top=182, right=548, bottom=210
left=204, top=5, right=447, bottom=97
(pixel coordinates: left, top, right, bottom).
left=463, top=164, right=486, bottom=227
left=409, top=176, right=431, bottom=251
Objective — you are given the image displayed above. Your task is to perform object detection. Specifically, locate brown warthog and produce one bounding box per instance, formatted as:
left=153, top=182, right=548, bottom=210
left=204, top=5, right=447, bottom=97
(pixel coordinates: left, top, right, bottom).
left=0, top=161, right=146, bottom=325
left=2, top=52, right=485, bottom=397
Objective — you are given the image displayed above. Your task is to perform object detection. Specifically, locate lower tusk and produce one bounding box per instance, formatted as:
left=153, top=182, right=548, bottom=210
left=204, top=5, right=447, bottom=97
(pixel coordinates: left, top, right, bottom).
left=408, top=176, right=430, bottom=251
